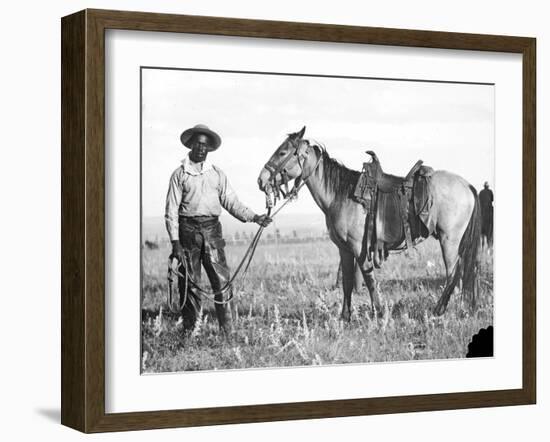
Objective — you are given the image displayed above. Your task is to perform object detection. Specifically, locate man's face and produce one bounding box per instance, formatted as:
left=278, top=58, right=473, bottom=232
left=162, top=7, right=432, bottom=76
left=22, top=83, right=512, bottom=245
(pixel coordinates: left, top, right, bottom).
left=189, top=133, right=211, bottom=162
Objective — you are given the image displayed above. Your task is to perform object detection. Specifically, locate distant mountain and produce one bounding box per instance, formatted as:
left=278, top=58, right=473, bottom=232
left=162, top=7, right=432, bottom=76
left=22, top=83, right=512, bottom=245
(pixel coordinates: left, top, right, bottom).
left=142, top=212, right=326, bottom=242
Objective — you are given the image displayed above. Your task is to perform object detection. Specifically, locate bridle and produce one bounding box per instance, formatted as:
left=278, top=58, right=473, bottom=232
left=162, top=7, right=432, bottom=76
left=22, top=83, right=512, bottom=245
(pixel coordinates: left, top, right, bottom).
left=262, top=137, right=321, bottom=208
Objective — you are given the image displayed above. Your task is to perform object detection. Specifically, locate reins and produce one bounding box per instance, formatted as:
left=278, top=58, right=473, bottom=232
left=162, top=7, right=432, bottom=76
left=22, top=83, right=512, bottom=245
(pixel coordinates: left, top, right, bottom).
left=167, top=140, right=322, bottom=314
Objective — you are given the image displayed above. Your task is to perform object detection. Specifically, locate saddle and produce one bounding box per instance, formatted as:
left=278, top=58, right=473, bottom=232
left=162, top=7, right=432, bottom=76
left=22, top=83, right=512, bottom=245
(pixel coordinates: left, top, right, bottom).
left=353, top=150, right=434, bottom=267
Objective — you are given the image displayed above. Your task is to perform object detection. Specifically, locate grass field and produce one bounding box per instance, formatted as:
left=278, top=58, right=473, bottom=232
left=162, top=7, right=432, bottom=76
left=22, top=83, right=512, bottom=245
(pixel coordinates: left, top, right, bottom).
left=141, top=237, right=493, bottom=373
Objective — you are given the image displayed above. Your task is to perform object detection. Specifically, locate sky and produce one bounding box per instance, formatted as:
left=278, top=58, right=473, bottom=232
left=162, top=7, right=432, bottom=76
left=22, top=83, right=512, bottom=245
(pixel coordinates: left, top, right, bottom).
left=141, top=67, right=494, bottom=225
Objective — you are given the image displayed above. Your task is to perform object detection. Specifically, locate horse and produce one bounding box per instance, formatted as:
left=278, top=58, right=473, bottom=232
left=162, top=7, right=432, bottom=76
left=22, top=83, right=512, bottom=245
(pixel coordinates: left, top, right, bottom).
left=257, top=127, right=481, bottom=319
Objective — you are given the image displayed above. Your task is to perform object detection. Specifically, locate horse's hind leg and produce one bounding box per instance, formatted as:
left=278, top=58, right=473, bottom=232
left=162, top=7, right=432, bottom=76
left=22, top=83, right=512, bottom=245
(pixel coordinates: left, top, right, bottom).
left=434, top=234, right=461, bottom=315
left=339, top=249, right=355, bottom=322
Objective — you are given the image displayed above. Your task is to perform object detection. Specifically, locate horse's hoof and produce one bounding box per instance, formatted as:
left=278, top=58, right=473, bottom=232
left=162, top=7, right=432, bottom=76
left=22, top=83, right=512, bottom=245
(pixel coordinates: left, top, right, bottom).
left=340, top=313, right=351, bottom=323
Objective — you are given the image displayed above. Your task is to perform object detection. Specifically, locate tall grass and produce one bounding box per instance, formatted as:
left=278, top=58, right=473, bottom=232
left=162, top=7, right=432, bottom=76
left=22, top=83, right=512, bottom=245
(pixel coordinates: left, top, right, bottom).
left=141, top=238, right=493, bottom=373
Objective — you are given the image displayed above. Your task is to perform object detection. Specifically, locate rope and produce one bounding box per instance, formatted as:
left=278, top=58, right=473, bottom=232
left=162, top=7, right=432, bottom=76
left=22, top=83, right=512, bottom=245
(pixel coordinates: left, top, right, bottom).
left=167, top=213, right=268, bottom=311
left=167, top=208, right=270, bottom=310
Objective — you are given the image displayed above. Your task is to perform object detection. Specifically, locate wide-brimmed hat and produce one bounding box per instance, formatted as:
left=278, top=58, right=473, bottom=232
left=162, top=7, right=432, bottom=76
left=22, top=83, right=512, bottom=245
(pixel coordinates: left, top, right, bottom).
left=180, top=124, right=221, bottom=151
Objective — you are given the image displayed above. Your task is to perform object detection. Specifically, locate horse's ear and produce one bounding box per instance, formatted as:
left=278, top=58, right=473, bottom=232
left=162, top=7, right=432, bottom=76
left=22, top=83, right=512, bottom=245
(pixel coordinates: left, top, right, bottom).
left=297, top=126, right=306, bottom=139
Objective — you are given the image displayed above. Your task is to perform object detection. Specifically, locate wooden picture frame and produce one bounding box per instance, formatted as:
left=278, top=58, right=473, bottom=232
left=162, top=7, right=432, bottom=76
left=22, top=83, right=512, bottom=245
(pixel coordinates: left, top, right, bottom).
left=61, top=8, right=536, bottom=433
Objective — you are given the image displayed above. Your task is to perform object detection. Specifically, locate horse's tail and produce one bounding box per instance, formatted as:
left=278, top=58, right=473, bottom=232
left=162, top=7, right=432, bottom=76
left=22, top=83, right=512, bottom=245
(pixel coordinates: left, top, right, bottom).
left=435, top=185, right=481, bottom=315
left=460, top=185, right=481, bottom=310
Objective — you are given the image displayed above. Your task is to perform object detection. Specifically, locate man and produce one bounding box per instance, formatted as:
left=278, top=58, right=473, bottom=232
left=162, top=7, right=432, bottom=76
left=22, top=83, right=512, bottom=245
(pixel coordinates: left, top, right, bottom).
left=165, top=124, right=271, bottom=333
left=479, top=181, right=494, bottom=248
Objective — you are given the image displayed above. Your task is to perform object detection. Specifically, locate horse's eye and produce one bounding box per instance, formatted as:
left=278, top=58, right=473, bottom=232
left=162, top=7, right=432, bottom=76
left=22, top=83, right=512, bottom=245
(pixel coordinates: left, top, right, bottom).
left=279, top=151, right=287, bottom=157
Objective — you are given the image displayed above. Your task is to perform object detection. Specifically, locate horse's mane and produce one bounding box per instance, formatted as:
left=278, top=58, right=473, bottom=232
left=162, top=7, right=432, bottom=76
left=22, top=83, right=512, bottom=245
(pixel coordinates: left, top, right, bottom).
left=309, top=141, right=360, bottom=199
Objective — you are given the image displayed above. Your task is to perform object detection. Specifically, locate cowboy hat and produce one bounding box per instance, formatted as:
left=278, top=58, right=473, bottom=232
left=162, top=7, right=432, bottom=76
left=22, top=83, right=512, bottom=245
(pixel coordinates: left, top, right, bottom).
left=180, top=124, right=221, bottom=151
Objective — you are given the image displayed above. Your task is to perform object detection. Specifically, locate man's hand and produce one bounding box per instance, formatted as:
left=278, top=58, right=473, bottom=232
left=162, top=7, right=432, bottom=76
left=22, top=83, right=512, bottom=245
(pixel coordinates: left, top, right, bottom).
left=252, top=214, right=272, bottom=227
left=171, top=240, right=185, bottom=263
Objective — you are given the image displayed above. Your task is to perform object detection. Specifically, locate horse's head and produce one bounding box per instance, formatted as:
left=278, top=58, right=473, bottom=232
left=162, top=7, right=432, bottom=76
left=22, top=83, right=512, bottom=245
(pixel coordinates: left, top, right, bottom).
left=257, top=126, right=310, bottom=192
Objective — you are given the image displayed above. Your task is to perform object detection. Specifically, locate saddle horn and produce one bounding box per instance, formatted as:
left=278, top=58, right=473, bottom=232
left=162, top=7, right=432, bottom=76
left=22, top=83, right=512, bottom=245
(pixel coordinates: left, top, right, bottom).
left=365, top=150, right=379, bottom=163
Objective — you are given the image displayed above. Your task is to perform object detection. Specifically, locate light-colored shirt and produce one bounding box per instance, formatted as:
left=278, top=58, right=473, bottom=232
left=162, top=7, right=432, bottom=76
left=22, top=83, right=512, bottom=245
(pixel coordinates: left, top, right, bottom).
left=165, top=154, right=256, bottom=241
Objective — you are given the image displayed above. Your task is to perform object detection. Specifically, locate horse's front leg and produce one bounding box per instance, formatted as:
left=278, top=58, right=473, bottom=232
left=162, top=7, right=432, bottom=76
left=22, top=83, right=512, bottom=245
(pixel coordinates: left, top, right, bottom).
left=339, top=249, right=355, bottom=322
left=360, top=265, right=383, bottom=316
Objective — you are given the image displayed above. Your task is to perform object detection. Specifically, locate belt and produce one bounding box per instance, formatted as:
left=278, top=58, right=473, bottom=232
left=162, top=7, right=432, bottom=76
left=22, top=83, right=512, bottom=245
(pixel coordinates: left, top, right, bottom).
left=179, top=215, right=219, bottom=226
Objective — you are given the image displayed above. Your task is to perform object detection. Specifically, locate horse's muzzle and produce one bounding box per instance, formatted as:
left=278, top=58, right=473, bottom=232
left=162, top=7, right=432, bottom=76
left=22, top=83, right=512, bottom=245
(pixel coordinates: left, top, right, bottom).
left=257, top=167, right=271, bottom=191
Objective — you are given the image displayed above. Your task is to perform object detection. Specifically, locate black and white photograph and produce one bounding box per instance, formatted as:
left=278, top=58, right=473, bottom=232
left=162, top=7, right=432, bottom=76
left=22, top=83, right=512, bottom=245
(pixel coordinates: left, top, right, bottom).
left=140, top=67, right=494, bottom=373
